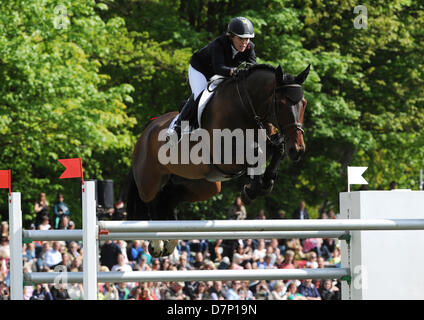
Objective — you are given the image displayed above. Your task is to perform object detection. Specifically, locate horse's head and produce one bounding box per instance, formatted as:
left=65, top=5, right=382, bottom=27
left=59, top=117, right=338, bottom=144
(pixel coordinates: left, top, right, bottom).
left=273, top=65, right=310, bottom=162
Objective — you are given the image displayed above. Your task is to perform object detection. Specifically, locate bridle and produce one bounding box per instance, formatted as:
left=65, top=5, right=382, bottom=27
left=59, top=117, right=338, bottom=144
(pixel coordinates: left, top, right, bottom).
left=209, top=71, right=305, bottom=179
left=236, top=75, right=304, bottom=148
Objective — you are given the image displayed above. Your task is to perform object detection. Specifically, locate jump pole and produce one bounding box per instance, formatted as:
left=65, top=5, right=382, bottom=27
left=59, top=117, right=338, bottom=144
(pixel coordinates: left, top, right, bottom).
left=9, top=192, right=23, bottom=300
left=23, top=230, right=350, bottom=241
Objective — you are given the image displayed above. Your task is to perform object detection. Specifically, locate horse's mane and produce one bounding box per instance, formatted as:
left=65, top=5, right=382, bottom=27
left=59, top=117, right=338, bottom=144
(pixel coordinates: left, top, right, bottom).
left=246, top=63, right=276, bottom=74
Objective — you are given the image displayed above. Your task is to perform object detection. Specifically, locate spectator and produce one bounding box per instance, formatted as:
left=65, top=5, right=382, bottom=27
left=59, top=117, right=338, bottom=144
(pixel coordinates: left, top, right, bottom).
left=292, top=200, right=309, bottom=220
left=277, top=209, right=286, bottom=219
left=34, top=193, right=49, bottom=228
left=260, top=254, right=276, bottom=269
left=256, top=209, right=266, bottom=220
left=178, top=253, right=193, bottom=270
left=225, top=281, right=242, bottom=300
left=140, top=241, right=152, bottom=264
left=70, top=256, right=83, bottom=272
left=117, top=282, right=130, bottom=300
left=328, top=209, right=337, bottom=219
left=146, top=281, right=160, bottom=300
left=129, top=240, right=143, bottom=262
left=319, top=279, right=340, bottom=300
left=320, top=211, right=328, bottom=219
left=227, top=196, right=247, bottom=220
left=193, top=252, right=204, bottom=269
left=165, top=282, right=188, bottom=300
left=151, top=258, right=161, bottom=271
left=136, top=256, right=151, bottom=271
left=51, top=283, right=71, bottom=300
left=318, top=256, right=328, bottom=269
left=139, top=287, right=153, bottom=300
left=284, top=282, right=306, bottom=300
left=68, top=221, right=75, bottom=230
left=100, top=283, right=119, bottom=300
left=209, top=281, right=225, bottom=300
left=1, top=221, right=8, bottom=237
left=58, top=215, right=70, bottom=229
left=161, top=258, right=171, bottom=271
left=217, top=256, right=230, bottom=270
left=298, top=279, right=321, bottom=300
left=112, top=200, right=127, bottom=220
left=303, top=238, right=323, bottom=257
left=306, top=251, right=319, bottom=269
left=270, top=280, right=286, bottom=300
left=193, top=281, right=209, bottom=300
left=100, top=240, right=122, bottom=270
left=30, top=284, right=53, bottom=300
left=286, top=238, right=305, bottom=260
left=68, top=241, right=80, bottom=261
left=59, top=252, right=72, bottom=271
left=278, top=250, right=296, bottom=269
left=252, top=239, right=266, bottom=262
left=38, top=216, right=51, bottom=231
left=53, top=193, right=70, bottom=229
left=254, top=281, right=270, bottom=300
left=321, top=238, right=336, bottom=260
left=239, top=280, right=254, bottom=300
left=67, top=281, right=84, bottom=300
left=329, top=247, right=342, bottom=267
left=176, top=240, right=191, bottom=257
left=111, top=253, right=133, bottom=272
left=0, top=236, right=10, bottom=259
left=44, top=241, right=63, bottom=269
left=189, top=239, right=209, bottom=255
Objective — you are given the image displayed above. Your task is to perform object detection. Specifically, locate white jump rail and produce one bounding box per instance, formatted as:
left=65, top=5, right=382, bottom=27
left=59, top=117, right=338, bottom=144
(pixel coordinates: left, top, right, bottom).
left=98, top=218, right=424, bottom=232
left=23, top=230, right=350, bottom=241
left=24, top=268, right=350, bottom=283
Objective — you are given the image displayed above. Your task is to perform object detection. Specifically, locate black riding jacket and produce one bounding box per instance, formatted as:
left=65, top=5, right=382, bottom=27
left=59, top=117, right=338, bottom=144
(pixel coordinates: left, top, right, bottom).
left=189, top=35, right=256, bottom=80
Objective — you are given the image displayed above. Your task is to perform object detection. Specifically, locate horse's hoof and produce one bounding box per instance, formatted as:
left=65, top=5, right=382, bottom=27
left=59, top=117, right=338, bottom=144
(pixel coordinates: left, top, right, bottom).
left=241, top=185, right=253, bottom=205
left=259, top=180, right=274, bottom=196
left=148, top=240, right=164, bottom=258
left=162, top=240, right=178, bottom=256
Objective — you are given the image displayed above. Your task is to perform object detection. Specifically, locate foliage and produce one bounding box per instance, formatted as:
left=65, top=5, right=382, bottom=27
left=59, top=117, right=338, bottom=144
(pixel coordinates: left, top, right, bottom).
left=1, top=0, right=423, bottom=225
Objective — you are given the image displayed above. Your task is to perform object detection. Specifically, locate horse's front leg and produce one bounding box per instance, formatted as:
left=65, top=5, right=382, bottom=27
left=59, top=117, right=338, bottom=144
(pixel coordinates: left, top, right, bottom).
left=261, top=138, right=285, bottom=195
left=241, top=173, right=263, bottom=205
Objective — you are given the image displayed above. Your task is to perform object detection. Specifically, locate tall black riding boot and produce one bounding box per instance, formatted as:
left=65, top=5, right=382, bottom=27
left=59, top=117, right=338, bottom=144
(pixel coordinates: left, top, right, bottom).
left=173, top=94, right=195, bottom=139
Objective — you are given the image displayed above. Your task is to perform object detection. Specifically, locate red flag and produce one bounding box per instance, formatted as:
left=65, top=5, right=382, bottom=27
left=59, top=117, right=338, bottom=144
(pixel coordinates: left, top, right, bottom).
left=0, top=170, right=11, bottom=195
left=58, top=158, right=84, bottom=184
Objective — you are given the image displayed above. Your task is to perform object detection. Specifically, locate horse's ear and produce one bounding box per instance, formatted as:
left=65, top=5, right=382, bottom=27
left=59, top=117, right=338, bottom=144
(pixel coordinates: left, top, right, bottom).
left=295, top=64, right=311, bottom=84
left=275, top=65, right=284, bottom=84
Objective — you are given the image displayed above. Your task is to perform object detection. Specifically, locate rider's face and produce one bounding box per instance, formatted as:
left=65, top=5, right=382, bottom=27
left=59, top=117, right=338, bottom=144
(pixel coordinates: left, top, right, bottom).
left=232, top=36, right=250, bottom=52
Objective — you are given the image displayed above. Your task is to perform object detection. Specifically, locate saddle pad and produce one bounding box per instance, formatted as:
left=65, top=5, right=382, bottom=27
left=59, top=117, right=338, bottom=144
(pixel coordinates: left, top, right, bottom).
left=197, top=76, right=225, bottom=128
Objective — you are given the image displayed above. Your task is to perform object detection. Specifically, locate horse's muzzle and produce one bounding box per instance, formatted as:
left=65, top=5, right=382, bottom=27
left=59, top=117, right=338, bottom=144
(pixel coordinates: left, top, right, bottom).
left=288, top=145, right=305, bottom=162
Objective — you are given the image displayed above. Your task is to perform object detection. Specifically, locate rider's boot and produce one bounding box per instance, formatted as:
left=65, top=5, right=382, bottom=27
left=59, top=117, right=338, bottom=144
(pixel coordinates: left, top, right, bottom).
left=173, top=94, right=196, bottom=140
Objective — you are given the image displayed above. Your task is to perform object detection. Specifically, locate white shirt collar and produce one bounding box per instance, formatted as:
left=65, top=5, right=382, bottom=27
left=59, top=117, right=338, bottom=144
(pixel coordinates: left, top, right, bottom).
left=231, top=45, right=238, bottom=59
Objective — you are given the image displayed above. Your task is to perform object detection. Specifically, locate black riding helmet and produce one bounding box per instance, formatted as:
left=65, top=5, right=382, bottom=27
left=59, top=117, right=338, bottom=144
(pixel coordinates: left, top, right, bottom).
left=226, top=17, right=255, bottom=38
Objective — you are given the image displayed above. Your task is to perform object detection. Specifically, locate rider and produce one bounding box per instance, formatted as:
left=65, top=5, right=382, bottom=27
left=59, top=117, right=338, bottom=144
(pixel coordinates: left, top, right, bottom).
left=172, top=17, right=257, bottom=138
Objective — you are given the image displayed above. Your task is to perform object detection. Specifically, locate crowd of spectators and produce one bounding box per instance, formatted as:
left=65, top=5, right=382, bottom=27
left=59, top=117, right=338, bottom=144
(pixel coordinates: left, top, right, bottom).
left=0, top=195, right=342, bottom=300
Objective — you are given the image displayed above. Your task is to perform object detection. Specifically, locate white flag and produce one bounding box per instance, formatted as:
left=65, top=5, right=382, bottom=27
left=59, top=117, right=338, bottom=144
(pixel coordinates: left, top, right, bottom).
left=348, top=166, right=368, bottom=185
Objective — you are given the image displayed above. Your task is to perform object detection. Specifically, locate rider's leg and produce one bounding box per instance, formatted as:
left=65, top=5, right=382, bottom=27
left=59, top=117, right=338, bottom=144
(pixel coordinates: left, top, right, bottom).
left=173, top=65, right=207, bottom=137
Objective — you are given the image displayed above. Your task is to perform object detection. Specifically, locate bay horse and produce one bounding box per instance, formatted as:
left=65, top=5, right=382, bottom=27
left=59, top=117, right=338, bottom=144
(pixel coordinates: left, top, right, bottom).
left=127, top=64, right=310, bottom=257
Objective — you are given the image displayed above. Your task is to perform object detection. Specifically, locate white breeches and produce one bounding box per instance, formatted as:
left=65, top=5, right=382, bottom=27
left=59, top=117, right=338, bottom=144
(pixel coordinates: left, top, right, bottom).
left=188, top=64, right=207, bottom=100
